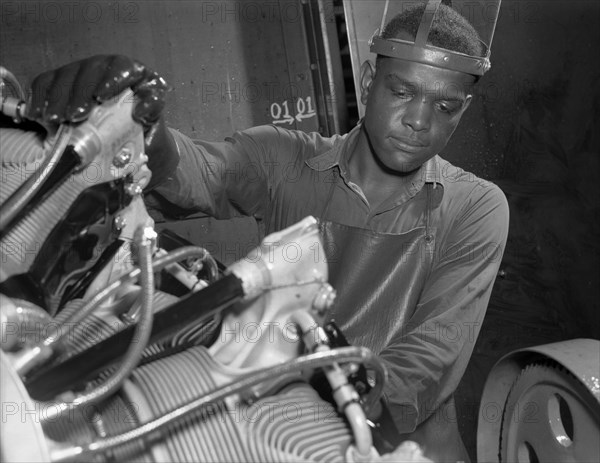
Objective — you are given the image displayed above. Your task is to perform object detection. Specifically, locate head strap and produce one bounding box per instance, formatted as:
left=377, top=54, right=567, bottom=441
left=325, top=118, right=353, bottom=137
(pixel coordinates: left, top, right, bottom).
left=370, top=0, right=498, bottom=76
left=415, top=0, right=442, bottom=47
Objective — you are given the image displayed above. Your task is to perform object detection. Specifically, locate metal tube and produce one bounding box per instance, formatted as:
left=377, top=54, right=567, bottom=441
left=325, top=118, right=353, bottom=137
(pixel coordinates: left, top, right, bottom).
left=24, top=272, right=245, bottom=399
left=0, top=66, right=26, bottom=101
left=0, top=297, right=53, bottom=351
left=290, top=310, right=374, bottom=457
left=0, top=125, right=72, bottom=235
left=38, top=227, right=156, bottom=423
left=200, top=251, right=220, bottom=283
left=49, top=346, right=386, bottom=463
left=51, top=246, right=212, bottom=343
left=14, top=246, right=213, bottom=376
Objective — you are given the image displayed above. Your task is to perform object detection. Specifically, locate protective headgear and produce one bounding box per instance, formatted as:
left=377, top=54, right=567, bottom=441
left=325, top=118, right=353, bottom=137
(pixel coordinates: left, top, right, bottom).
left=370, top=0, right=501, bottom=76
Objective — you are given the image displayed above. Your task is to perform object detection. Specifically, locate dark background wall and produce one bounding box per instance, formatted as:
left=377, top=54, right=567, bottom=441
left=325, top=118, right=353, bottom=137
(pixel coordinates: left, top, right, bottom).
left=0, top=0, right=326, bottom=135
left=1, top=0, right=599, bottom=460
left=1, top=0, right=335, bottom=263
left=443, top=1, right=600, bottom=457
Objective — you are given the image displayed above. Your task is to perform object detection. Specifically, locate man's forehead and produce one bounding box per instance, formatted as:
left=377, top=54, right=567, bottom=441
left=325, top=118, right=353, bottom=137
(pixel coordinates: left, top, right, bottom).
left=383, top=71, right=472, bottom=100
left=377, top=59, right=475, bottom=95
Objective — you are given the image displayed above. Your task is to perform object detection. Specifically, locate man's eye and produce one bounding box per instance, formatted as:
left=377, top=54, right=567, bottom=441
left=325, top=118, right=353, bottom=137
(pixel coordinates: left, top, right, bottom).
left=392, top=89, right=411, bottom=99
left=436, top=101, right=460, bottom=114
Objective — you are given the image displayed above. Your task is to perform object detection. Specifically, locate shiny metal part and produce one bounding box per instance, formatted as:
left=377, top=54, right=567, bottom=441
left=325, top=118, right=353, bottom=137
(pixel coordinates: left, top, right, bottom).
left=1, top=66, right=26, bottom=122
left=112, top=148, right=132, bottom=168
left=312, top=282, right=337, bottom=315
left=124, top=183, right=143, bottom=197
left=113, top=215, right=127, bottom=231
left=49, top=346, right=385, bottom=463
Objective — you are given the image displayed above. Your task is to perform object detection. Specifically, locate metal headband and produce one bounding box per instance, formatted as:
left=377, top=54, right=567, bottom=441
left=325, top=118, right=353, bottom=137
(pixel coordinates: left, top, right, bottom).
left=369, top=0, right=493, bottom=76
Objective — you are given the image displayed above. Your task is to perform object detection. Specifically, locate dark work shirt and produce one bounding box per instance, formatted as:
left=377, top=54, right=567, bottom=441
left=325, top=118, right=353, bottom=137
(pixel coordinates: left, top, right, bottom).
left=156, top=124, right=509, bottom=431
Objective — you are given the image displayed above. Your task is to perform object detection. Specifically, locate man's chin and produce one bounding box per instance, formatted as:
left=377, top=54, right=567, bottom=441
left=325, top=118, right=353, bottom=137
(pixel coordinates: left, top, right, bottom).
left=380, top=161, right=423, bottom=177
left=385, top=154, right=429, bottom=175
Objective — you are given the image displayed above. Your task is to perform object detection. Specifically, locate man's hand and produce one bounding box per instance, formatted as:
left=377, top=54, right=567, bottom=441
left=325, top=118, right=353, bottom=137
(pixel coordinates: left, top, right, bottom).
left=27, top=55, right=178, bottom=189
left=27, top=55, right=167, bottom=127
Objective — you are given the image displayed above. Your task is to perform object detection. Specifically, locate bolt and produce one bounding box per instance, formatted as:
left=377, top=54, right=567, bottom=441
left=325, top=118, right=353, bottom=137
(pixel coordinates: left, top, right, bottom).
left=345, top=362, right=360, bottom=375
left=113, top=149, right=132, bottom=168
left=353, top=380, right=368, bottom=395
left=113, top=215, right=127, bottom=231
left=125, top=183, right=143, bottom=196
left=312, top=284, right=336, bottom=315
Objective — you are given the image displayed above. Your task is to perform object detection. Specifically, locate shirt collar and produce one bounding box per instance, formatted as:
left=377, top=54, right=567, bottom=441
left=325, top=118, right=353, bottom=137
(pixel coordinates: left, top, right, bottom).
left=306, top=125, right=444, bottom=191
left=305, top=125, right=359, bottom=173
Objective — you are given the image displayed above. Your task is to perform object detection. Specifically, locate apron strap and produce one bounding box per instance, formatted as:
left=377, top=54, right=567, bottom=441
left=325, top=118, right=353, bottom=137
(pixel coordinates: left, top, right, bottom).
left=318, top=167, right=339, bottom=219
left=425, top=183, right=434, bottom=243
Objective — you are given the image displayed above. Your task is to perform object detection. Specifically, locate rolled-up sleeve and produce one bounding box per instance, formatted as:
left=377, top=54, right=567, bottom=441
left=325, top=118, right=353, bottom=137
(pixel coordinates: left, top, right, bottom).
left=379, top=183, right=509, bottom=432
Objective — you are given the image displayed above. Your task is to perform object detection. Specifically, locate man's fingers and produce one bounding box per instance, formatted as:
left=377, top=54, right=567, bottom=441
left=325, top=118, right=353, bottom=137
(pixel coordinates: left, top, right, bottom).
left=42, top=61, right=83, bottom=123
left=27, top=70, right=55, bottom=121
left=26, top=55, right=168, bottom=126
left=65, top=56, right=114, bottom=122
left=94, top=55, right=148, bottom=101
left=133, top=85, right=166, bottom=126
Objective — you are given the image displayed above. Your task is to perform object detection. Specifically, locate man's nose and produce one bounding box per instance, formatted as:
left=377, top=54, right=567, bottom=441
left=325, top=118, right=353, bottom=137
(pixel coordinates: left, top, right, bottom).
left=401, top=99, right=431, bottom=132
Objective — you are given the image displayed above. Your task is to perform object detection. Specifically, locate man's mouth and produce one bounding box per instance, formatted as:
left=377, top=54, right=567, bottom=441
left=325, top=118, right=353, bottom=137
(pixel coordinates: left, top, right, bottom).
left=389, top=136, right=426, bottom=153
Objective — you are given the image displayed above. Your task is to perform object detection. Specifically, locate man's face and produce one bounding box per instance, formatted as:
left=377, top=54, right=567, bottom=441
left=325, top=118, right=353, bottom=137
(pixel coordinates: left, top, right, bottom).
left=361, top=57, right=475, bottom=173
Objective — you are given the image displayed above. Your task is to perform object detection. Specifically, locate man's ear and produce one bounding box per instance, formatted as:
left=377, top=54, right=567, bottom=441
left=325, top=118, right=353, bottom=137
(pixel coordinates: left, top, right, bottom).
left=359, top=60, right=376, bottom=105
left=459, top=94, right=473, bottom=116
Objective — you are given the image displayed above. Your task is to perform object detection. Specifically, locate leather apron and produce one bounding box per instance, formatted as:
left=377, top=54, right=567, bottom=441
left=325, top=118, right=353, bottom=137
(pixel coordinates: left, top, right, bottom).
left=318, top=181, right=471, bottom=463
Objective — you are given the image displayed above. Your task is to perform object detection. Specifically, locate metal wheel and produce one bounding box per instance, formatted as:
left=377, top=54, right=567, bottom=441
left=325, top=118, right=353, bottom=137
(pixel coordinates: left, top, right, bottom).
left=500, top=363, right=600, bottom=463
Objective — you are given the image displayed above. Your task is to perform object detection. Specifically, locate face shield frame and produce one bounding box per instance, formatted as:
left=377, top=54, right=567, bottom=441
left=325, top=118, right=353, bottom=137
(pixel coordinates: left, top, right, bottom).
left=369, top=0, right=501, bottom=76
